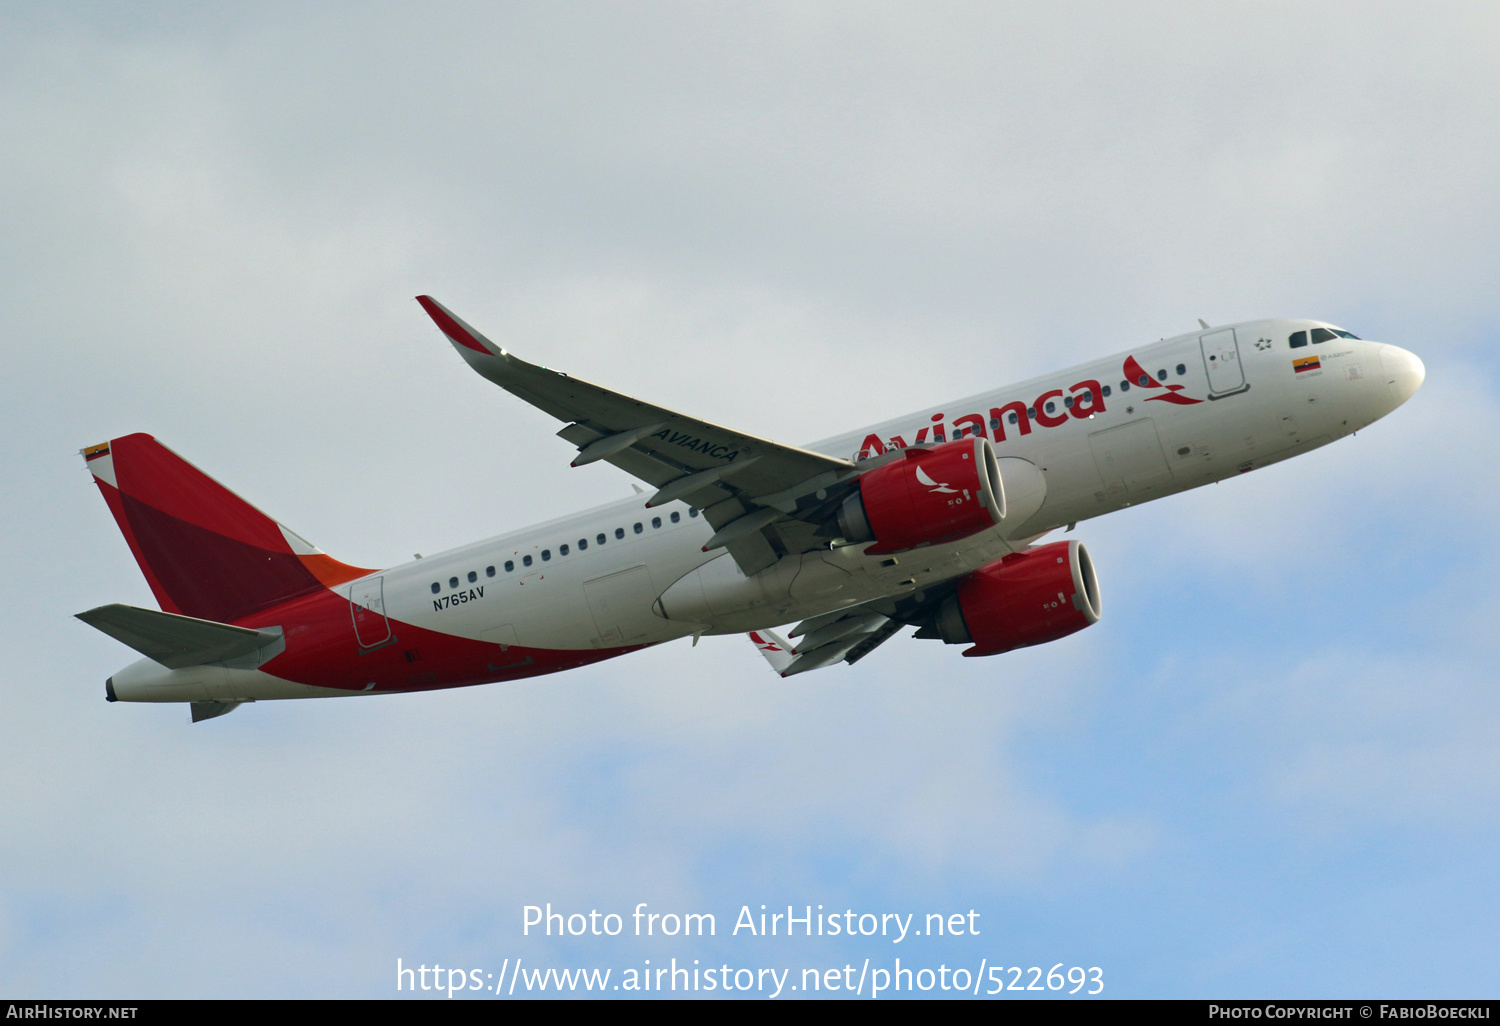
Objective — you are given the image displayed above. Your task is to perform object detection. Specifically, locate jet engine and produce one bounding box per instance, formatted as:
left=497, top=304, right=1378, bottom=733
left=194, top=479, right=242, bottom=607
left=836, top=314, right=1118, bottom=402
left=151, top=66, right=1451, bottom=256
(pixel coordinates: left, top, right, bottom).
left=923, top=539, right=1101, bottom=656
left=837, top=437, right=1004, bottom=554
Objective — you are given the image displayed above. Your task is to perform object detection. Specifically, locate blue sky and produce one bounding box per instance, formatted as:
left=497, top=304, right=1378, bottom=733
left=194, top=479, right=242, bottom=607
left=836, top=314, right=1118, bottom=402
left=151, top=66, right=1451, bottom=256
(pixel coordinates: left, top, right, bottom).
left=2, top=1, right=1498, bottom=998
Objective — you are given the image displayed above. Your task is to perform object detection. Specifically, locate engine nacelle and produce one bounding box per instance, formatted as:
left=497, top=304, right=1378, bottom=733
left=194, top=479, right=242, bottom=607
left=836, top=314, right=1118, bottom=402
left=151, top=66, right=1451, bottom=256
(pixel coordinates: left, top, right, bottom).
left=838, top=437, right=1004, bottom=555
left=931, top=540, right=1101, bottom=657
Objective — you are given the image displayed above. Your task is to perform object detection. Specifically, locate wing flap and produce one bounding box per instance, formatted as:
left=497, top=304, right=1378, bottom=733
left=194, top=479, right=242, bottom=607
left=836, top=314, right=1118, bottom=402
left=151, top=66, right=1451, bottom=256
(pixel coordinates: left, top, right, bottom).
left=724, top=532, right=781, bottom=577
left=843, top=618, right=904, bottom=665
left=746, top=608, right=905, bottom=677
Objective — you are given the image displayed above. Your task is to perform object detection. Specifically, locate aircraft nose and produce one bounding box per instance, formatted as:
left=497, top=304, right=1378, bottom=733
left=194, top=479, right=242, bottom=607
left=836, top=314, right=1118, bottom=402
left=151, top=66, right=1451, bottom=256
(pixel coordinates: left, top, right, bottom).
left=1379, top=344, right=1425, bottom=407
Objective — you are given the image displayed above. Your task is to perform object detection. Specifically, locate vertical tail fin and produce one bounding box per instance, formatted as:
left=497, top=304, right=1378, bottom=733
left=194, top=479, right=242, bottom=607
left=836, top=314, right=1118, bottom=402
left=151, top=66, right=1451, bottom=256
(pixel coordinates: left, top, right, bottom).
left=83, top=434, right=374, bottom=624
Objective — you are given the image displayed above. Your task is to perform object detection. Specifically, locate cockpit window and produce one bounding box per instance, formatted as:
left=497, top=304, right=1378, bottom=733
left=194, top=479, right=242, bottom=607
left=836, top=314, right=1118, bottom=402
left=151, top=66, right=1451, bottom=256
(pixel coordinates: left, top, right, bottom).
left=1332, top=328, right=1360, bottom=339
left=1289, top=331, right=1308, bottom=348
left=1310, top=328, right=1336, bottom=344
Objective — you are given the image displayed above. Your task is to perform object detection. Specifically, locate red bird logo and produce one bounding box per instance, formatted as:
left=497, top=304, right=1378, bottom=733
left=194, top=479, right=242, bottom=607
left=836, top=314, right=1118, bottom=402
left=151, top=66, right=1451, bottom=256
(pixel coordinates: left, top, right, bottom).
left=1125, top=355, right=1202, bottom=405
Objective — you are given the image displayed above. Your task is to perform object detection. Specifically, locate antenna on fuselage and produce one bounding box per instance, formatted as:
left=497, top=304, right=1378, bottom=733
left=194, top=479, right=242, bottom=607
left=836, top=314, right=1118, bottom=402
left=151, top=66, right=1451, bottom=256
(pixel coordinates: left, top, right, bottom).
left=1198, top=318, right=1211, bottom=330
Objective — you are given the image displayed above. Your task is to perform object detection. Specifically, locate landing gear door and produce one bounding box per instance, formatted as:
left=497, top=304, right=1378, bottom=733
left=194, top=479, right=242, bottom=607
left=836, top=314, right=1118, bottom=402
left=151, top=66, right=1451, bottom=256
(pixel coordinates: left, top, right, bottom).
left=349, top=576, right=393, bottom=650
left=1200, top=328, right=1247, bottom=396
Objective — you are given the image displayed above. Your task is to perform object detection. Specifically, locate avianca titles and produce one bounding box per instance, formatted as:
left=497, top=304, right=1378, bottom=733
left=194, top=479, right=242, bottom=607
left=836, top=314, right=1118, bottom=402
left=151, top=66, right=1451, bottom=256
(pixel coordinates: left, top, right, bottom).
left=77, top=302, right=1424, bottom=722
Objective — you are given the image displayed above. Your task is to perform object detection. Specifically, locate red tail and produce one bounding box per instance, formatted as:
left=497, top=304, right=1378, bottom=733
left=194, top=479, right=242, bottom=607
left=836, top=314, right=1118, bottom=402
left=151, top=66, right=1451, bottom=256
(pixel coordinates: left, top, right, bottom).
left=83, top=434, right=374, bottom=624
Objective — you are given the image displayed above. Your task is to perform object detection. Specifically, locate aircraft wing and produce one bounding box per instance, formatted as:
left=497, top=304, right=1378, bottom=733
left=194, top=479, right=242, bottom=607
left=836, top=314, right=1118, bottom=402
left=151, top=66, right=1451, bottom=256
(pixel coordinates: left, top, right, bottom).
left=747, top=606, right=905, bottom=677
left=419, top=295, right=862, bottom=575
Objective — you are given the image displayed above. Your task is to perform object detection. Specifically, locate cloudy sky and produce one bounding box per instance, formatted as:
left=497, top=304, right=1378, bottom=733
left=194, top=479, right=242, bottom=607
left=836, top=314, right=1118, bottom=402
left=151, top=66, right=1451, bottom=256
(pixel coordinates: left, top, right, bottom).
left=3, top=1, right=1498, bottom=998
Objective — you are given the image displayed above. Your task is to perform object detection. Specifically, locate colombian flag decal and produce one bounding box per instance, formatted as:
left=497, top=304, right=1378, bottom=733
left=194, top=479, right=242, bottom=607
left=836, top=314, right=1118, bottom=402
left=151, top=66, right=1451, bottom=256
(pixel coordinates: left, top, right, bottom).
left=1293, top=356, right=1321, bottom=374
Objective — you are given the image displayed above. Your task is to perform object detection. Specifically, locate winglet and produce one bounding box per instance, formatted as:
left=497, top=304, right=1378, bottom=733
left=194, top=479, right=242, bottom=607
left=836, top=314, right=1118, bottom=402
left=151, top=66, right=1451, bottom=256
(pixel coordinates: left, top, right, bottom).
left=748, top=629, right=797, bottom=677
left=416, top=295, right=504, bottom=358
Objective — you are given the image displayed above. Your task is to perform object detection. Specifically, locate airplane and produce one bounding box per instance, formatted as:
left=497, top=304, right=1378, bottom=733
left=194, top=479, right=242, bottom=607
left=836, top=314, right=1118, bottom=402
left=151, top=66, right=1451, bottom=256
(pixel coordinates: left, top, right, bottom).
left=76, top=299, right=1425, bottom=721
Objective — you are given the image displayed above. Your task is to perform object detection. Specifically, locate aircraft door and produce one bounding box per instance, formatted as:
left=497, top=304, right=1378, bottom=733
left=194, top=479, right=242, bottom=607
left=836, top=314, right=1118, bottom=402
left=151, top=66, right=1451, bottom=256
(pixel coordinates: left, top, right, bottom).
left=1200, top=329, right=1246, bottom=395
left=349, top=576, right=393, bottom=650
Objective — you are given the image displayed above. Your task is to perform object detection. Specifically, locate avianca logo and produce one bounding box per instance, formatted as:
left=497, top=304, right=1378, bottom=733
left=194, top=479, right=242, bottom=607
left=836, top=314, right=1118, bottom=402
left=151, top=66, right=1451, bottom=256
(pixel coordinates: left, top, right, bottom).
left=857, top=355, right=1201, bottom=459
left=1124, top=355, right=1203, bottom=406
left=915, top=465, right=958, bottom=494
left=749, top=631, right=787, bottom=653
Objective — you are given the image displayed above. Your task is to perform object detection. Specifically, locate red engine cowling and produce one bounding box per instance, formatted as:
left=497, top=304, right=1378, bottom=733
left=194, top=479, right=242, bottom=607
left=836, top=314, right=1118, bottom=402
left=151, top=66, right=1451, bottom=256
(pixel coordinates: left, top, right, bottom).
left=838, top=437, right=1004, bottom=554
left=931, top=540, right=1101, bottom=656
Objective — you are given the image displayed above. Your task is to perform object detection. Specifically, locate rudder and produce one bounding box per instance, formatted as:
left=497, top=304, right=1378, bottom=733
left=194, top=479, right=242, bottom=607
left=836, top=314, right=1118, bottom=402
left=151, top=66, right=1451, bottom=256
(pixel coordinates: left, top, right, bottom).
left=83, top=434, right=374, bottom=624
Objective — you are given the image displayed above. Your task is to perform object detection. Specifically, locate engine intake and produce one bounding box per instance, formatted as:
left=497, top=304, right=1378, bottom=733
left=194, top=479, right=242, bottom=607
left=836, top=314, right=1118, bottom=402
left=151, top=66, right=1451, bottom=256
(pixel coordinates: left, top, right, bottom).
left=931, top=540, right=1101, bottom=656
left=838, top=437, right=1004, bottom=554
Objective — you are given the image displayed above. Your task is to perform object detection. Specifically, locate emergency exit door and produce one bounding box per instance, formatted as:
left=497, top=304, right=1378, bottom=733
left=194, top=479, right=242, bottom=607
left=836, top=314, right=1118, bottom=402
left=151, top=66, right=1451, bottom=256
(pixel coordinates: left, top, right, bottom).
left=1200, top=328, right=1247, bottom=396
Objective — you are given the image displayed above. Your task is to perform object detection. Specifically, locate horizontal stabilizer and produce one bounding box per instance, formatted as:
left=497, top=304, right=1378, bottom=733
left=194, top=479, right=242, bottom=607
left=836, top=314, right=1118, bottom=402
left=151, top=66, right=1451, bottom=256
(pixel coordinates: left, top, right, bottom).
left=76, top=603, right=282, bottom=669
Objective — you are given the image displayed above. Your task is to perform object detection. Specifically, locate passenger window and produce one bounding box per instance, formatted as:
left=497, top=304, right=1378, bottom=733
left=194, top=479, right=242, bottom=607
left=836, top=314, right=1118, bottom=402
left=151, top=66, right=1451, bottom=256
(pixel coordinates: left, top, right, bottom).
left=430, top=582, right=440, bottom=594
left=633, top=522, right=643, bottom=534
left=1063, top=396, right=1074, bottom=408
left=1311, top=328, right=1336, bottom=344
left=989, top=417, right=1001, bottom=429
left=1176, top=364, right=1186, bottom=376
left=560, top=544, right=569, bottom=556
left=1007, top=412, right=1019, bottom=425
left=597, top=533, right=606, bottom=545
left=1102, top=385, right=1112, bottom=397
left=542, top=549, right=551, bottom=561
left=1120, top=380, right=1130, bottom=391
left=505, top=560, right=514, bottom=572
left=689, top=508, right=699, bottom=518
left=615, top=527, right=625, bottom=539
left=1289, top=330, right=1308, bottom=348
left=522, top=555, right=533, bottom=567
left=449, top=577, right=459, bottom=589
left=578, top=538, right=587, bottom=550
left=1138, top=374, right=1150, bottom=386
left=652, top=516, right=662, bottom=529
left=1026, top=408, right=1036, bottom=419
left=1156, top=369, right=1167, bottom=381
left=1044, top=401, right=1055, bottom=414
left=467, top=571, right=477, bottom=583
left=486, top=566, right=495, bottom=577
left=670, top=511, right=681, bottom=523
